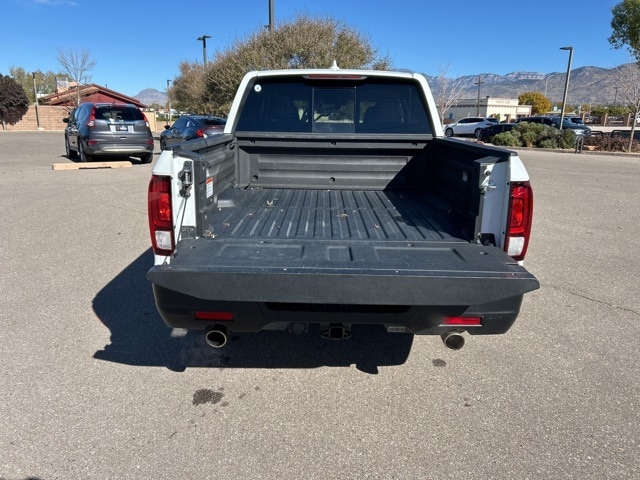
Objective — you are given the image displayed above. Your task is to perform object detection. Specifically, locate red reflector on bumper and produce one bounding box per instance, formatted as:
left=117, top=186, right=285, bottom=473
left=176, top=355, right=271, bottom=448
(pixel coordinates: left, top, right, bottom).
left=441, top=316, right=482, bottom=326
left=195, top=311, right=233, bottom=321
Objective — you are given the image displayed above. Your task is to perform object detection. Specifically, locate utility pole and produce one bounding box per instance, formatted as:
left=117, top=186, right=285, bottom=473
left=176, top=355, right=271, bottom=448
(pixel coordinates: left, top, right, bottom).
left=197, top=35, right=212, bottom=66
left=559, top=46, right=574, bottom=130
left=32, top=72, right=42, bottom=130
left=474, top=76, right=484, bottom=116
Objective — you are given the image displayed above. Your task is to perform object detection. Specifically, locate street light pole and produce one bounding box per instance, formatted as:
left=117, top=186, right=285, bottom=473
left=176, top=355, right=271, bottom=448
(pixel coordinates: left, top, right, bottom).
left=167, top=79, right=172, bottom=124
left=559, top=46, right=573, bottom=131
left=269, top=0, right=274, bottom=31
left=197, top=35, right=212, bottom=66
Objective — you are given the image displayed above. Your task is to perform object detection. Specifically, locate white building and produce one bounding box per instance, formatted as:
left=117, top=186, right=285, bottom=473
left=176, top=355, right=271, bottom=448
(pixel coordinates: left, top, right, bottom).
left=444, top=97, right=532, bottom=123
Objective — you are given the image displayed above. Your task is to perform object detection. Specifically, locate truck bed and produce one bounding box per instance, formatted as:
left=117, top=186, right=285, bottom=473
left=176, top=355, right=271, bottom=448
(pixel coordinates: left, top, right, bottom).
left=149, top=186, right=537, bottom=307
left=205, top=187, right=465, bottom=243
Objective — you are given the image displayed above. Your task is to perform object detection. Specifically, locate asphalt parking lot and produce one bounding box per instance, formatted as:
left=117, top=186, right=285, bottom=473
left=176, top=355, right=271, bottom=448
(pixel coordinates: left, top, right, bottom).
left=1, top=131, right=639, bottom=479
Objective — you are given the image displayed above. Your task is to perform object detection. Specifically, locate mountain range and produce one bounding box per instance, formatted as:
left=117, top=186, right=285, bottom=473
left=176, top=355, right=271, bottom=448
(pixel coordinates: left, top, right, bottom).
left=425, top=63, right=637, bottom=106
left=133, top=63, right=638, bottom=108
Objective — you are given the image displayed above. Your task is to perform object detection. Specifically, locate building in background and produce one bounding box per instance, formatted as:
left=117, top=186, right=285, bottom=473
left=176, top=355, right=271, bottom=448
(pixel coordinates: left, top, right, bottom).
left=444, top=97, right=532, bottom=123
left=41, top=84, right=147, bottom=109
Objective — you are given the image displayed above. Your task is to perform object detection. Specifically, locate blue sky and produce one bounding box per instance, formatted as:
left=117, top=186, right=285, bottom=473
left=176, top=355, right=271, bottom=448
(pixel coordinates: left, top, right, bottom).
left=2, top=0, right=634, bottom=97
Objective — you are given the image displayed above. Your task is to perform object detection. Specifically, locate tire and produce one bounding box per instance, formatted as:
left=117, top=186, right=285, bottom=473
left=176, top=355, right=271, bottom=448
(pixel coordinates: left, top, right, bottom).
left=140, top=152, right=153, bottom=164
left=445, top=128, right=454, bottom=137
left=65, top=136, right=77, bottom=159
left=159, top=138, right=166, bottom=150
left=78, top=142, right=92, bottom=163
left=474, top=129, right=482, bottom=139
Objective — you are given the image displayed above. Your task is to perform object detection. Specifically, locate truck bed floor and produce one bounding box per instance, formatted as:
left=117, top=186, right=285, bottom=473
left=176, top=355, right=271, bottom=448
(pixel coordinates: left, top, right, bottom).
left=205, top=188, right=466, bottom=243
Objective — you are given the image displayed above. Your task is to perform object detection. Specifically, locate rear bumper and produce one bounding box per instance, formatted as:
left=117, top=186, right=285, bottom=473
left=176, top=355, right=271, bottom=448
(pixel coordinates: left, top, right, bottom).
left=88, top=143, right=154, bottom=156
left=150, top=283, right=529, bottom=335
left=147, top=239, right=539, bottom=335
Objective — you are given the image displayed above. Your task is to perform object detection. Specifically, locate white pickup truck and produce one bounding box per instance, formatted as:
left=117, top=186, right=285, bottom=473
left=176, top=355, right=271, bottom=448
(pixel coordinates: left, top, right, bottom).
left=147, top=66, right=539, bottom=350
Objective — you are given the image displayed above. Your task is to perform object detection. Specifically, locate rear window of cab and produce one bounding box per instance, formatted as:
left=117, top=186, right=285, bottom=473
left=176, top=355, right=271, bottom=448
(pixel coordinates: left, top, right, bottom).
left=236, top=78, right=432, bottom=134
left=95, top=106, right=145, bottom=121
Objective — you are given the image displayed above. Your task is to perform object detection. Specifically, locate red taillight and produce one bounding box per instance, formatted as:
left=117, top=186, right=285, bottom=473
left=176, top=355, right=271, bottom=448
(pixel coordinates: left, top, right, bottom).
left=196, top=129, right=204, bottom=137
left=87, top=107, right=96, bottom=127
left=195, top=311, right=234, bottom=321
left=142, top=111, right=150, bottom=128
left=442, top=316, right=482, bottom=326
left=148, top=175, right=174, bottom=256
left=505, top=181, right=533, bottom=261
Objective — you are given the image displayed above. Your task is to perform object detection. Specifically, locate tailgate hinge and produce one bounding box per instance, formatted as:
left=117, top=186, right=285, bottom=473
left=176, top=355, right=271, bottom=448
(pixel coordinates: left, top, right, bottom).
left=177, top=161, right=193, bottom=198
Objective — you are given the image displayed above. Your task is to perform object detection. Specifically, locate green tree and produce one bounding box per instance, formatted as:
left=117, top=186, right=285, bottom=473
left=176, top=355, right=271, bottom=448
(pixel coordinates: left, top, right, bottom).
left=9, top=66, right=64, bottom=104
left=518, top=91, right=552, bottom=115
left=170, top=61, right=206, bottom=114
left=609, top=3, right=640, bottom=152
left=172, top=14, right=391, bottom=115
left=609, top=0, right=640, bottom=62
left=0, top=74, right=29, bottom=129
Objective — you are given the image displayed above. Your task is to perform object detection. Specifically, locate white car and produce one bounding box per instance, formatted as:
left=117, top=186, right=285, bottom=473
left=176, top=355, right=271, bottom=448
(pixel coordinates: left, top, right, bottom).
left=444, top=117, right=499, bottom=137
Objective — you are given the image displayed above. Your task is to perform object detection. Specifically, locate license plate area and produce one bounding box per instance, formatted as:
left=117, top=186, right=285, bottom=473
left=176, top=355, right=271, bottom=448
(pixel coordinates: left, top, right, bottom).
left=111, top=124, right=131, bottom=132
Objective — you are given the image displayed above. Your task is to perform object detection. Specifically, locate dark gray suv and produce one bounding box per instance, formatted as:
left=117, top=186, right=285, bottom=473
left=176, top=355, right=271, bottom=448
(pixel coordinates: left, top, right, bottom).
left=517, top=116, right=591, bottom=136
left=63, top=103, right=154, bottom=163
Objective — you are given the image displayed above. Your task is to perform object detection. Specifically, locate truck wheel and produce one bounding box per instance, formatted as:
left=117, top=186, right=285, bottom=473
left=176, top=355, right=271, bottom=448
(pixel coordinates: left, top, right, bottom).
left=445, top=128, right=454, bottom=137
left=65, top=136, right=77, bottom=159
left=140, top=152, right=153, bottom=164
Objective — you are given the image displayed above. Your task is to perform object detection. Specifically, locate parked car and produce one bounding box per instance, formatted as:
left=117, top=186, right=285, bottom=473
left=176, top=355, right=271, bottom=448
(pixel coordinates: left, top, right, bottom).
left=566, top=116, right=585, bottom=125
left=160, top=115, right=227, bottom=149
left=63, top=103, right=154, bottom=163
left=477, top=123, right=517, bottom=142
left=444, top=117, right=499, bottom=137
left=517, top=116, right=591, bottom=136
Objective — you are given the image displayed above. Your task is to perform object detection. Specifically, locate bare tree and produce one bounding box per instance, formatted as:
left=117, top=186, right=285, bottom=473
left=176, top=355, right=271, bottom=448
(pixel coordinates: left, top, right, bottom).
left=614, top=64, right=640, bottom=152
left=56, top=48, right=96, bottom=106
left=432, top=63, right=464, bottom=125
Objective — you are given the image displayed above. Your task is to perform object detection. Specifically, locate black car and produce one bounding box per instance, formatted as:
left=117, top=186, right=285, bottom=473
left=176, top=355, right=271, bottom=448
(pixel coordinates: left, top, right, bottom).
left=63, top=103, right=154, bottom=163
left=160, top=115, right=226, bottom=149
left=476, top=123, right=517, bottom=142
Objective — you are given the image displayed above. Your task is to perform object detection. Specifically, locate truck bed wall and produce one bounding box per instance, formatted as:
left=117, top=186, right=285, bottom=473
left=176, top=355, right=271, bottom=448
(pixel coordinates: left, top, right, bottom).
left=192, top=135, right=508, bottom=242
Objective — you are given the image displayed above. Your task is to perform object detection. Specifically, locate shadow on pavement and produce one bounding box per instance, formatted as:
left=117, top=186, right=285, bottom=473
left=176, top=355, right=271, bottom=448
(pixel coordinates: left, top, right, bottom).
left=92, top=249, right=414, bottom=373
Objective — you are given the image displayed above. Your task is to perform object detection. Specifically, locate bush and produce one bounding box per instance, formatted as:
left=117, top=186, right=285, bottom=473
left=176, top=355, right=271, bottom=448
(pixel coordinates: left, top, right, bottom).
left=492, top=131, right=521, bottom=147
left=491, top=122, right=576, bottom=149
left=586, top=134, right=640, bottom=152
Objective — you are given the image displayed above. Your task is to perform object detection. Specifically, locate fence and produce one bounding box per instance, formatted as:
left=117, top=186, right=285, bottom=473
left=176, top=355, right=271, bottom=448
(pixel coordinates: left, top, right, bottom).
left=3, top=105, right=163, bottom=132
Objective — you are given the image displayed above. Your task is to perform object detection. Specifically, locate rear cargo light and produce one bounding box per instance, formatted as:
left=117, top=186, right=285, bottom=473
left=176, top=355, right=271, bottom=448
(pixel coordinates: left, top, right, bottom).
left=195, top=311, right=234, bottom=321
left=148, top=175, right=174, bottom=256
left=442, top=316, right=482, bottom=326
left=87, top=107, right=96, bottom=127
left=505, top=181, right=533, bottom=261
left=304, top=74, right=367, bottom=80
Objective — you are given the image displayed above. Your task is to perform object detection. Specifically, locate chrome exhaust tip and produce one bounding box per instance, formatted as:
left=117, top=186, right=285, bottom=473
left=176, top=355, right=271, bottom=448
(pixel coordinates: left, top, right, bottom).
left=441, top=331, right=465, bottom=350
left=205, top=326, right=228, bottom=349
